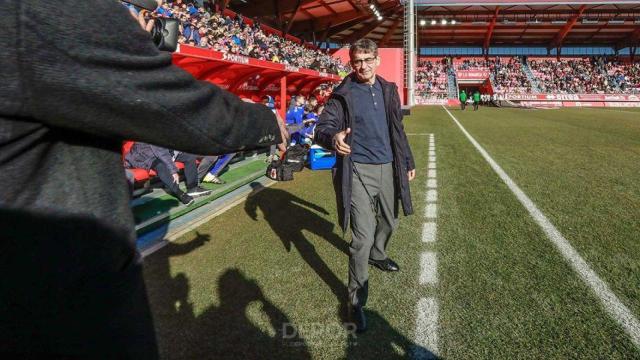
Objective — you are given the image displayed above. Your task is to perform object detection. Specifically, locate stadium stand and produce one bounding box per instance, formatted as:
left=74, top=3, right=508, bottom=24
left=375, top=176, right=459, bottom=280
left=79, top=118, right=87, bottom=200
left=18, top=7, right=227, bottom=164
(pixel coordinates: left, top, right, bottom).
left=528, top=57, right=613, bottom=94
left=156, top=1, right=351, bottom=75
left=492, top=57, right=533, bottom=95
left=416, top=58, right=449, bottom=99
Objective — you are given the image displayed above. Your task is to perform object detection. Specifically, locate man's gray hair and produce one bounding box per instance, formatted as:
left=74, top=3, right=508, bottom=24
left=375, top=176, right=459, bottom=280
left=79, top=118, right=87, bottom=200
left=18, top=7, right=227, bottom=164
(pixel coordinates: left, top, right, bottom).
left=349, top=39, right=378, bottom=58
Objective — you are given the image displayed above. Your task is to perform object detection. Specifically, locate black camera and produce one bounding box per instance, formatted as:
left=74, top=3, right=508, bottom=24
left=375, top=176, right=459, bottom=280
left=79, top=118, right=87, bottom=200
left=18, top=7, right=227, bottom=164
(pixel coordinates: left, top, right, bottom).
left=122, top=0, right=179, bottom=52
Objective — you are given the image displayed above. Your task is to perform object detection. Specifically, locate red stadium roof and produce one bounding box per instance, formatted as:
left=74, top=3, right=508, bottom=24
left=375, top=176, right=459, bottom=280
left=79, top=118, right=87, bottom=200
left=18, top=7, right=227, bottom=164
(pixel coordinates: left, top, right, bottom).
left=225, top=0, right=640, bottom=50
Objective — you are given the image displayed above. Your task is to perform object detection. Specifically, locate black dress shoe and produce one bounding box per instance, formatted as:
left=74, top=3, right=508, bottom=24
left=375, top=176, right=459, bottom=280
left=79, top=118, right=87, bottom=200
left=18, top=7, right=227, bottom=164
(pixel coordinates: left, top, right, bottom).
left=349, top=305, right=367, bottom=333
left=368, top=258, right=400, bottom=272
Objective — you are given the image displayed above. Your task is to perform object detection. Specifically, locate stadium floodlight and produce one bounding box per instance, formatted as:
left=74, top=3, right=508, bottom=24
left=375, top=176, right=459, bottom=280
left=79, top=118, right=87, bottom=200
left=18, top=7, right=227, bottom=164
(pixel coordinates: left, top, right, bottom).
left=369, top=4, right=375, bottom=9
left=551, top=20, right=567, bottom=24
left=419, top=19, right=427, bottom=26
left=451, top=19, right=457, bottom=25
left=608, top=19, right=625, bottom=25
left=431, top=19, right=437, bottom=25
left=526, top=18, right=541, bottom=24
left=441, top=19, right=447, bottom=25
left=378, top=16, right=383, bottom=21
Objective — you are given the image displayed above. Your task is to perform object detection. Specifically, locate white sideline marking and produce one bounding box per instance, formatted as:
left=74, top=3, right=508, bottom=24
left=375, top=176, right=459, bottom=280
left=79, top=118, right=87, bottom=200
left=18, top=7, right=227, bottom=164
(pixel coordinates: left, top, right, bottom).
left=428, top=170, right=437, bottom=178
left=422, top=222, right=437, bottom=243
left=407, top=133, right=432, bottom=136
left=429, top=156, right=436, bottom=162
left=427, top=179, right=437, bottom=189
left=426, top=189, right=437, bottom=202
left=428, top=163, right=436, bottom=169
left=428, top=151, right=436, bottom=156
left=442, top=106, right=640, bottom=349
left=425, top=203, right=437, bottom=219
left=420, top=252, right=438, bottom=284
left=414, top=298, right=439, bottom=357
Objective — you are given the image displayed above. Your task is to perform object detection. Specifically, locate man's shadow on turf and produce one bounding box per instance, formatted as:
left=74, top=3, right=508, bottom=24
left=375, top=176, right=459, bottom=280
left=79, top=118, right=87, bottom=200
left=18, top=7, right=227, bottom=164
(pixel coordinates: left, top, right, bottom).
left=345, top=308, right=440, bottom=360
left=244, top=182, right=350, bottom=317
left=144, top=233, right=311, bottom=359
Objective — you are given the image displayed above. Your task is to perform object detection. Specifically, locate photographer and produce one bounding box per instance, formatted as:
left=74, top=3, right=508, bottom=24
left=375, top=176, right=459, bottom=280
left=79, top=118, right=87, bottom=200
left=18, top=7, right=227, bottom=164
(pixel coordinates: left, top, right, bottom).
left=0, top=0, right=286, bottom=358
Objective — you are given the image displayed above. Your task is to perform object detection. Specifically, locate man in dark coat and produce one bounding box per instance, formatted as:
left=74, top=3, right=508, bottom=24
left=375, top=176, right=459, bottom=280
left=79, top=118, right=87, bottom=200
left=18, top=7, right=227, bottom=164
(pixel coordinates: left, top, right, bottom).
left=0, top=0, right=286, bottom=358
left=315, top=39, right=415, bottom=333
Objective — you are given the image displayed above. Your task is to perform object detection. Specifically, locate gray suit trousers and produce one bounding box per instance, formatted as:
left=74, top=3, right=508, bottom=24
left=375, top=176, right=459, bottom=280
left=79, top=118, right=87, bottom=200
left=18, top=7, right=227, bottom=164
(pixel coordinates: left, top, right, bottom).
left=348, top=162, right=398, bottom=307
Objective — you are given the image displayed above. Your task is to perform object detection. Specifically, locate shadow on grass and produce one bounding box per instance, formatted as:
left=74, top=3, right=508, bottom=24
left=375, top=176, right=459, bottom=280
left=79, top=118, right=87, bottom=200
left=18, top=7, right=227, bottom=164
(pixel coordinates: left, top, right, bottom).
left=145, top=233, right=311, bottom=359
left=347, top=309, right=440, bottom=360
left=244, top=182, right=349, bottom=317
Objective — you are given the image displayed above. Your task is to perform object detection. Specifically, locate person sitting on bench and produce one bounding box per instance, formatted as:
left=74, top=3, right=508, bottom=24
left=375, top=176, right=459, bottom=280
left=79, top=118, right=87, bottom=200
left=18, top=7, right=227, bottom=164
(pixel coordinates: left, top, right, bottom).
left=125, top=142, right=211, bottom=205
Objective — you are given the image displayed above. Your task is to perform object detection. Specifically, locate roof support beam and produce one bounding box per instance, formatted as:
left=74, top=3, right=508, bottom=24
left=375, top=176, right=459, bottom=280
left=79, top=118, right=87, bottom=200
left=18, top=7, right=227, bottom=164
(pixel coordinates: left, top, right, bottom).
left=342, top=20, right=383, bottom=44
left=285, top=0, right=303, bottom=36
left=319, top=0, right=338, bottom=16
left=274, top=0, right=282, bottom=28
left=548, top=5, right=586, bottom=50
left=483, top=7, right=500, bottom=53
left=341, top=7, right=401, bottom=44
left=380, top=17, right=402, bottom=47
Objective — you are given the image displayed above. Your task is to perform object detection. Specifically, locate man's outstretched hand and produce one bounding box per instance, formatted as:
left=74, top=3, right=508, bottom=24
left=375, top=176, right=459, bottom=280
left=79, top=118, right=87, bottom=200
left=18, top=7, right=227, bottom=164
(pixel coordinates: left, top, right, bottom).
left=242, top=98, right=288, bottom=152
left=332, top=128, right=351, bottom=156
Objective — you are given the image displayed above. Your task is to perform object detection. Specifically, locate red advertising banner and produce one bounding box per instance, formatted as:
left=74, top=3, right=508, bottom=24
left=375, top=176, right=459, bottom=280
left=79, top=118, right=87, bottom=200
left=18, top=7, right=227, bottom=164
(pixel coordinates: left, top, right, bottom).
left=416, top=97, right=448, bottom=105
left=605, top=102, right=640, bottom=108
left=504, top=94, right=640, bottom=102
left=562, top=101, right=605, bottom=107
left=521, top=101, right=563, bottom=108
left=457, top=71, right=490, bottom=80
left=414, top=1, right=638, bottom=5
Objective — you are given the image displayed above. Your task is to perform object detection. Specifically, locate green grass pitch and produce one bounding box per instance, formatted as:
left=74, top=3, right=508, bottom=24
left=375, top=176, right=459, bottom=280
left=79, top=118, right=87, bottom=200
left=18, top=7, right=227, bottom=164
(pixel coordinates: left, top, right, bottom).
left=143, top=106, right=640, bottom=359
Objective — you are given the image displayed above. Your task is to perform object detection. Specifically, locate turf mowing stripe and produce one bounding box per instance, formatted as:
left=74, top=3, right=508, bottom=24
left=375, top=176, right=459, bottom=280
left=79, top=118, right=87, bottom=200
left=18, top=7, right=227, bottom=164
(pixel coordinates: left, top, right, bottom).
left=443, top=105, right=640, bottom=350
left=413, top=298, right=439, bottom=358
left=420, top=252, right=438, bottom=285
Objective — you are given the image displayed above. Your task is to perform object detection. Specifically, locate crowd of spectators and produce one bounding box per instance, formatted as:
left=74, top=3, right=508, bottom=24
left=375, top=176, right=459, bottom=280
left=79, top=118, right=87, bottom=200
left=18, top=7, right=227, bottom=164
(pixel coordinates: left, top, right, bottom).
left=601, top=58, right=640, bottom=94
left=456, top=58, right=491, bottom=70
left=153, top=0, right=351, bottom=75
left=492, top=57, right=533, bottom=94
left=416, top=59, right=449, bottom=98
left=528, top=57, right=615, bottom=94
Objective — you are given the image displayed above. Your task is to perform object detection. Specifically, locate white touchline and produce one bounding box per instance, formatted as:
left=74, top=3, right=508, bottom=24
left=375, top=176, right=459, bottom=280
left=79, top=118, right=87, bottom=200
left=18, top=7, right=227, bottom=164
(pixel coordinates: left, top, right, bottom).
left=414, top=298, right=439, bottom=356
left=428, top=170, right=437, bottom=178
left=429, top=151, right=436, bottom=156
left=429, top=156, right=436, bottom=162
left=442, top=106, right=640, bottom=349
left=420, top=252, right=438, bottom=285
left=422, top=222, right=437, bottom=243
left=425, top=203, right=437, bottom=219
left=427, top=179, right=437, bottom=189
left=426, top=189, right=437, bottom=202
left=428, top=163, right=436, bottom=169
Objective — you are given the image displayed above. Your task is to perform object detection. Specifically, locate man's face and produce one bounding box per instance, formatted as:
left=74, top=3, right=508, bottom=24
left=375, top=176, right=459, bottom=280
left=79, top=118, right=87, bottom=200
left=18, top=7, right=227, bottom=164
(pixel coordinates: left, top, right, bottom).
left=296, top=97, right=305, bottom=106
left=350, top=51, right=380, bottom=84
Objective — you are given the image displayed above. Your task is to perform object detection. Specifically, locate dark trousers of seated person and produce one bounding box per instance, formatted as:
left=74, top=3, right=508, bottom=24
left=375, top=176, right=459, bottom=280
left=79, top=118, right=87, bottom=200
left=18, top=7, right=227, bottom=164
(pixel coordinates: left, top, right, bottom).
left=151, top=152, right=198, bottom=195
